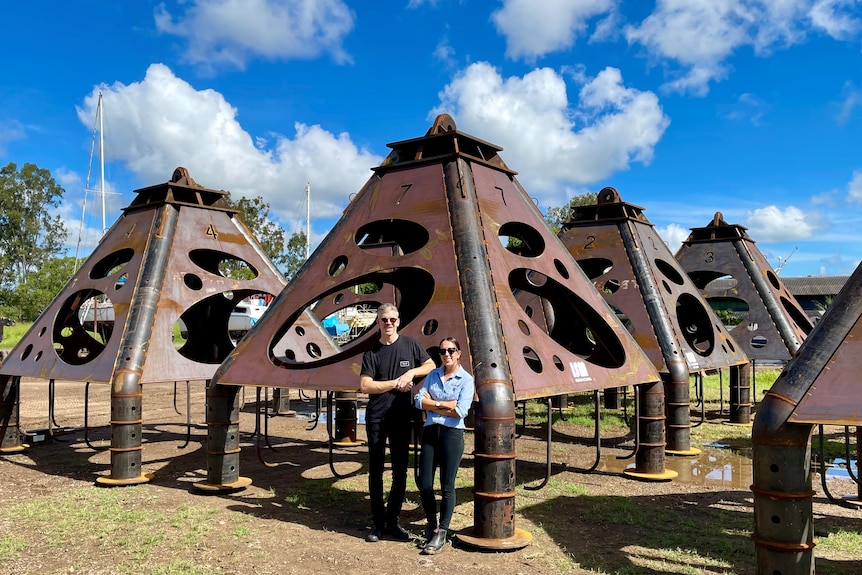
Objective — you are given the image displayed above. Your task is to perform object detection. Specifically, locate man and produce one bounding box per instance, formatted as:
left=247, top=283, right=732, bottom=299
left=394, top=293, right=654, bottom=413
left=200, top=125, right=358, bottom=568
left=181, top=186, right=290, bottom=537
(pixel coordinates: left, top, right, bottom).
left=359, top=303, right=435, bottom=542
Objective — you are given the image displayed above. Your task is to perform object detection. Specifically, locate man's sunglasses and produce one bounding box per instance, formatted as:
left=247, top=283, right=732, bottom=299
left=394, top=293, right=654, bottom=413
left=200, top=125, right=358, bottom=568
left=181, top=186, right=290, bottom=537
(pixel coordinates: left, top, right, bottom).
left=439, top=348, right=459, bottom=355
left=379, top=317, right=398, bottom=324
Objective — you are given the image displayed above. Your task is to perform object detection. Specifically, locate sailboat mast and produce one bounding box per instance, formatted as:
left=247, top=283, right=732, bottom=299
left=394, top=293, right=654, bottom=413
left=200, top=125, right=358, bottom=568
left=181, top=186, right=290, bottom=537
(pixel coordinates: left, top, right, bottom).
left=99, top=93, right=106, bottom=235
left=306, top=182, right=311, bottom=259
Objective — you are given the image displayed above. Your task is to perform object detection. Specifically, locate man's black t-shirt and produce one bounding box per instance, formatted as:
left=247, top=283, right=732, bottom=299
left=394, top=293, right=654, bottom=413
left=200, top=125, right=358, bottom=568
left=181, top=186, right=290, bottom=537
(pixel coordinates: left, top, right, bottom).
left=361, top=335, right=431, bottom=421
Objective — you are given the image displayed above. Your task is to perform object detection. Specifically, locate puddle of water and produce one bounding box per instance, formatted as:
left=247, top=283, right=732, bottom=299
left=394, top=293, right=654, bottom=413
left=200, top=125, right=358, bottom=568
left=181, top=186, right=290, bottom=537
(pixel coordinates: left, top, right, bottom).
left=593, top=446, right=754, bottom=489
left=311, top=408, right=366, bottom=425
left=825, top=457, right=858, bottom=480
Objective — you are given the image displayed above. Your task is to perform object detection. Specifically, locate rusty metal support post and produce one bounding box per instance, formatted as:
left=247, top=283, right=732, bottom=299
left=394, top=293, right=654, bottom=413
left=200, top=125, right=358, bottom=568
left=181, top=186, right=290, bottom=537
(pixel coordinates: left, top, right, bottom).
left=0, top=375, right=24, bottom=453
left=729, top=363, right=751, bottom=424
left=97, top=205, right=178, bottom=486
left=271, top=388, right=294, bottom=416
left=603, top=387, right=622, bottom=410
left=195, top=378, right=251, bottom=492
left=333, top=392, right=362, bottom=446
left=445, top=158, right=531, bottom=550
left=620, top=222, right=687, bottom=474
left=664, top=369, right=698, bottom=456
left=856, top=428, right=862, bottom=502
left=752, top=401, right=815, bottom=574
left=625, top=381, right=670, bottom=479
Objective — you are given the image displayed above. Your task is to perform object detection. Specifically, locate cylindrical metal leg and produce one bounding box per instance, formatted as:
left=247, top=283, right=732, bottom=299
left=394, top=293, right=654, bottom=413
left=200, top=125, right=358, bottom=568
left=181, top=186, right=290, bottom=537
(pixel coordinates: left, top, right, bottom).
left=0, top=375, right=24, bottom=453
left=729, top=363, right=751, bottom=424
left=194, top=379, right=251, bottom=493
left=100, top=384, right=147, bottom=484
left=625, top=381, right=676, bottom=481
left=333, top=392, right=362, bottom=447
left=665, top=371, right=699, bottom=456
left=444, top=157, right=530, bottom=551
left=603, top=387, right=622, bottom=410
left=752, top=413, right=814, bottom=575
left=272, top=388, right=295, bottom=416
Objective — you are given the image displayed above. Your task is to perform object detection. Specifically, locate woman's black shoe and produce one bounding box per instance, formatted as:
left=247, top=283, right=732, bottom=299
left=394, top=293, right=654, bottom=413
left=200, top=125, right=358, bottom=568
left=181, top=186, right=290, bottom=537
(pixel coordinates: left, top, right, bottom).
left=422, top=525, right=437, bottom=547
left=421, top=529, right=447, bottom=554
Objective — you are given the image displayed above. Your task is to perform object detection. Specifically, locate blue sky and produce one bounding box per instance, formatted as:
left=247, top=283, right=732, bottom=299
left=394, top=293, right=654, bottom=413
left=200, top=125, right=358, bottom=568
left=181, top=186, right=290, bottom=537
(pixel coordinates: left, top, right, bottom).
left=3, top=0, right=862, bottom=278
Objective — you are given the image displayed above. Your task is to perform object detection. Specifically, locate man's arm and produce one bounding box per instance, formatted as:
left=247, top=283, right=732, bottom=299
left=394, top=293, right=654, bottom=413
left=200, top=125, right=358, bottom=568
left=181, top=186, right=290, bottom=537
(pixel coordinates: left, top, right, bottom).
left=360, top=374, right=401, bottom=394
left=399, top=358, right=435, bottom=387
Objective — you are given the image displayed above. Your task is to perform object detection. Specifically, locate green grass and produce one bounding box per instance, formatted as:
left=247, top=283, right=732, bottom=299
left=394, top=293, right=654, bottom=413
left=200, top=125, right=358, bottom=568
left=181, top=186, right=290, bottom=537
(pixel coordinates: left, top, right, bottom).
left=0, top=321, right=189, bottom=352
left=0, top=320, right=31, bottom=350
left=0, top=487, right=231, bottom=573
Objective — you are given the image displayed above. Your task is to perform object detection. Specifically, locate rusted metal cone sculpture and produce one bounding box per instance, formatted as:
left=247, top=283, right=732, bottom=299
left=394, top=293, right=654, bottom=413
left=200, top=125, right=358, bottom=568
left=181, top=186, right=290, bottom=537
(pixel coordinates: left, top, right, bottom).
left=559, top=188, right=749, bottom=480
left=0, top=168, right=295, bottom=484
left=201, top=115, right=660, bottom=550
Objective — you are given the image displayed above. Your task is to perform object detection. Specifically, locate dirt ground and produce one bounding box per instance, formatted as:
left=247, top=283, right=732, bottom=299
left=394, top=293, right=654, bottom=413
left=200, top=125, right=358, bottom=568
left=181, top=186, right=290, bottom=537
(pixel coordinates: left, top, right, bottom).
left=1, top=378, right=860, bottom=575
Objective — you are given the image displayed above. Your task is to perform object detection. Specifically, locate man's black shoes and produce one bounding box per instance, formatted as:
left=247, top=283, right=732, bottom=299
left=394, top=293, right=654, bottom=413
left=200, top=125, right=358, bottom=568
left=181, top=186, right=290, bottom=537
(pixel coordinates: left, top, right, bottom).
left=365, top=522, right=410, bottom=542
left=365, top=527, right=383, bottom=542
left=386, top=521, right=411, bottom=541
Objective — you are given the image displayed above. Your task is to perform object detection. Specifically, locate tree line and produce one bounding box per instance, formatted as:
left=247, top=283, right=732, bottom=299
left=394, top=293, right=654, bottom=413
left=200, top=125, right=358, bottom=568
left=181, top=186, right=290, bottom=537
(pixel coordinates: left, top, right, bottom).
left=0, top=161, right=308, bottom=322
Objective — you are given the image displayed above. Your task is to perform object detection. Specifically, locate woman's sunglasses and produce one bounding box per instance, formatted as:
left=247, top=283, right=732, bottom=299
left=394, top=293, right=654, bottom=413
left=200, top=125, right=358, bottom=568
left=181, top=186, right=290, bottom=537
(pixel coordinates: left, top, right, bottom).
left=439, top=347, right=459, bottom=356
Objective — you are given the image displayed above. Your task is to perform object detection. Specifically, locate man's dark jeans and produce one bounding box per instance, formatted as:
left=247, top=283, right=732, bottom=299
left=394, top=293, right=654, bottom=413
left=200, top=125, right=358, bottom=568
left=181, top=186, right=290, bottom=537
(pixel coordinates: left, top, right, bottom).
left=366, top=413, right=411, bottom=528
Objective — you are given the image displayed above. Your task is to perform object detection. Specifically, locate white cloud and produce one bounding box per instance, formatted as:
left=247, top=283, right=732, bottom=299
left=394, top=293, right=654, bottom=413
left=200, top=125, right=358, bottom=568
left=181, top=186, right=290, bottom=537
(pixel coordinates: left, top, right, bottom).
left=810, top=0, right=861, bottom=40
left=154, top=0, right=355, bottom=70
left=624, top=0, right=861, bottom=95
left=0, top=120, right=26, bottom=157
left=743, top=205, right=817, bottom=242
left=847, top=169, right=862, bottom=202
left=811, top=188, right=839, bottom=206
left=657, top=223, right=689, bottom=252
left=492, top=0, right=615, bottom=60
left=76, top=64, right=382, bottom=226
left=431, top=62, right=669, bottom=209
left=433, top=34, right=457, bottom=69
left=719, top=92, right=768, bottom=125
left=838, top=81, right=862, bottom=125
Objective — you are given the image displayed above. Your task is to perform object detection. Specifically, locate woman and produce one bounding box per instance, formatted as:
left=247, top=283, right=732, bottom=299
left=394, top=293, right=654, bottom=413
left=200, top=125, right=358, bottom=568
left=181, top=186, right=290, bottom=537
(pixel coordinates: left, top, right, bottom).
left=413, top=337, right=475, bottom=554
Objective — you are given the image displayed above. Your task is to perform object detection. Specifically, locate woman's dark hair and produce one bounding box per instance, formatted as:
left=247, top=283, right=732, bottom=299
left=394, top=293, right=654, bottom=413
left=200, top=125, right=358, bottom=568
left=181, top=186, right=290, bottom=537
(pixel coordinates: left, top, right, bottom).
left=439, top=337, right=460, bottom=351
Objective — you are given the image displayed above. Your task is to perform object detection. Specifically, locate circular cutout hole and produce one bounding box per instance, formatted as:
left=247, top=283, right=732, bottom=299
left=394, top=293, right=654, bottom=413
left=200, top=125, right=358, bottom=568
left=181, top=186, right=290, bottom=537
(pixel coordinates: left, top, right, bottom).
left=766, top=270, right=781, bottom=290
left=499, top=222, right=545, bottom=257
left=552, top=355, right=564, bottom=371
left=553, top=259, right=569, bottom=279
left=306, top=343, right=322, bottom=358
left=183, top=273, right=203, bottom=290
left=518, top=320, right=530, bottom=336
left=328, top=256, right=348, bottom=277
left=578, top=258, right=613, bottom=280
left=523, top=346, right=542, bottom=373
left=526, top=271, right=548, bottom=288
left=354, top=219, right=430, bottom=254
left=654, top=258, right=685, bottom=285
left=88, top=247, right=134, bottom=279
left=602, top=279, right=621, bottom=294
left=114, top=273, right=128, bottom=290
left=189, top=249, right=260, bottom=279
left=422, top=319, right=439, bottom=336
